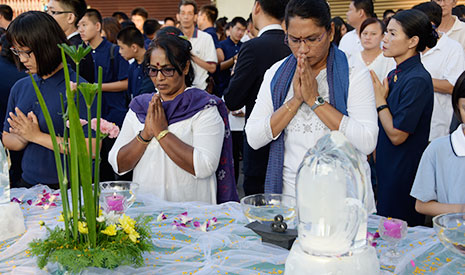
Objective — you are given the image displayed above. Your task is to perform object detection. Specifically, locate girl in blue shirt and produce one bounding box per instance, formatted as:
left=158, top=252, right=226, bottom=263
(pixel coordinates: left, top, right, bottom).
left=410, top=71, right=465, bottom=217
left=3, top=11, right=93, bottom=188
left=370, top=10, right=438, bottom=226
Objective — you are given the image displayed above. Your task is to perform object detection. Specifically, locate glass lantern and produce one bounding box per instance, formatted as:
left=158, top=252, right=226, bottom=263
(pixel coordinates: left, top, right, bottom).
left=294, top=131, right=373, bottom=256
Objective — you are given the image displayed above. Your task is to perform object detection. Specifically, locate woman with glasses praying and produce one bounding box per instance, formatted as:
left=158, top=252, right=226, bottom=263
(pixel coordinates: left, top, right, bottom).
left=245, top=0, right=378, bottom=211
left=108, top=29, right=238, bottom=204
left=2, top=11, right=94, bottom=189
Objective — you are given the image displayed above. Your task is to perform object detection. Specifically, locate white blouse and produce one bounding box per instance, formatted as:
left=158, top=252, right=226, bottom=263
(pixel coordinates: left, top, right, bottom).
left=245, top=57, right=378, bottom=203
left=349, top=51, right=395, bottom=83
left=421, top=34, right=465, bottom=141
left=108, top=105, right=225, bottom=204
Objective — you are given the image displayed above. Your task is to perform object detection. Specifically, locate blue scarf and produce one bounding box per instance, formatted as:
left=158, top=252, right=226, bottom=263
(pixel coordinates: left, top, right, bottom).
left=129, top=88, right=239, bottom=203
left=265, top=43, right=349, bottom=194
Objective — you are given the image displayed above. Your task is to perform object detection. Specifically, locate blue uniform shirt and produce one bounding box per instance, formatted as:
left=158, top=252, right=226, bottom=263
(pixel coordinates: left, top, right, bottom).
left=375, top=54, right=434, bottom=226
left=3, top=67, right=94, bottom=185
left=216, top=37, right=242, bottom=97
left=91, top=38, right=129, bottom=127
left=411, top=125, right=465, bottom=205
left=204, top=27, right=220, bottom=49
left=128, top=61, right=155, bottom=97
left=0, top=56, right=27, bottom=126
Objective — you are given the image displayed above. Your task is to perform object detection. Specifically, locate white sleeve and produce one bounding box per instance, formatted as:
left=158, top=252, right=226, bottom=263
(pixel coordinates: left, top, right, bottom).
left=339, top=67, right=379, bottom=155
left=108, top=110, right=143, bottom=175
left=245, top=67, right=277, bottom=150
left=192, top=106, right=225, bottom=179
left=443, top=41, right=465, bottom=86
left=202, top=34, right=218, bottom=63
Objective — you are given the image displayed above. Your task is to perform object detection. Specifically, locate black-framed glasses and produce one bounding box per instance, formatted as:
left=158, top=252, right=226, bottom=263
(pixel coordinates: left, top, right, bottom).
left=284, top=31, right=327, bottom=48
left=146, top=66, right=177, bottom=77
left=10, top=47, right=33, bottom=59
left=44, top=8, right=73, bottom=16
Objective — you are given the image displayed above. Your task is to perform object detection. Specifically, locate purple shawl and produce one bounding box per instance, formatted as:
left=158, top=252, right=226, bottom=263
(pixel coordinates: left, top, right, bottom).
left=129, top=88, right=239, bottom=204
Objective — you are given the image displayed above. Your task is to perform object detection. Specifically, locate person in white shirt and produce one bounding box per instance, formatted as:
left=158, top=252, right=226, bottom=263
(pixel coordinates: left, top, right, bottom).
left=349, top=17, right=395, bottom=82
left=433, top=0, right=465, bottom=50
left=414, top=2, right=465, bottom=141
left=109, top=33, right=233, bottom=204
left=410, top=71, right=465, bottom=217
left=339, top=0, right=374, bottom=59
left=245, top=0, right=378, bottom=202
left=177, top=0, right=218, bottom=90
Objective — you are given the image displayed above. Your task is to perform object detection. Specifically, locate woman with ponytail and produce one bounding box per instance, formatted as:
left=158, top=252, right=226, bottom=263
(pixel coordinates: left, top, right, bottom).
left=371, top=9, right=438, bottom=226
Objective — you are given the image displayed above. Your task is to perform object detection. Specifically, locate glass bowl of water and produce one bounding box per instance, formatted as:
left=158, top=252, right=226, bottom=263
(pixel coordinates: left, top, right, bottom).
left=99, top=181, right=139, bottom=214
left=433, top=213, right=465, bottom=258
left=240, top=193, right=297, bottom=228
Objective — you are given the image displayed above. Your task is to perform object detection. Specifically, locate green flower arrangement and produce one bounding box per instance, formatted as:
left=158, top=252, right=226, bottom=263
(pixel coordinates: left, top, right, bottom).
left=30, top=213, right=153, bottom=273
left=26, top=44, right=153, bottom=272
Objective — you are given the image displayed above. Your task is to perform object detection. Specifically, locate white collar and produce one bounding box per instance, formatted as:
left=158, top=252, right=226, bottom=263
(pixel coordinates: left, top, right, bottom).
left=67, top=31, right=80, bottom=40
left=451, top=16, right=465, bottom=32
left=451, top=124, right=465, bottom=157
left=257, top=24, right=283, bottom=37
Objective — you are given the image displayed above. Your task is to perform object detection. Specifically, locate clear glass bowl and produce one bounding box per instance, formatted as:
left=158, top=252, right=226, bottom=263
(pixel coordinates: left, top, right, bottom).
left=99, top=181, right=139, bottom=214
left=240, top=193, right=297, bottom=227
left=433, top=212, right=465, bottom=258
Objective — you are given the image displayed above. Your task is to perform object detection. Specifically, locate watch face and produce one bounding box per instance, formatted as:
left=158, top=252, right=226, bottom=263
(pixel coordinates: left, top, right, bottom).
left=317, top=96, right=325, bottom=104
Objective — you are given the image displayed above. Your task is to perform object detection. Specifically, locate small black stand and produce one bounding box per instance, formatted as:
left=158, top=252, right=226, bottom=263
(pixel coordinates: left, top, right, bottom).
left=245, top=221, right=297, bottom=250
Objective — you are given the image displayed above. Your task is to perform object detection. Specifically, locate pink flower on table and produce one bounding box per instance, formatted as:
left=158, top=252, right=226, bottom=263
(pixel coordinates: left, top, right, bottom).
left=178, top=212, right=193, bottom=224
left=172, top=220, right=187, bottom=230
left=367, top=231, right=380, bottom=247
left=156, top=212, right=167, bottom=222
left=90, top=118, right=120, bottom=138
left=194, top=220, right=209, bottom=232
left=208, top=217, right=218, bottom=227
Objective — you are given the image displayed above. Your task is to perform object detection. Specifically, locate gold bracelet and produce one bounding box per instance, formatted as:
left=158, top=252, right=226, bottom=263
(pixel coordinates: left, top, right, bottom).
left=156, top=130, right=170, bottom=141
left=285, top=102, right=297, bottom=115
left=136, top=132, right=151, bottom=145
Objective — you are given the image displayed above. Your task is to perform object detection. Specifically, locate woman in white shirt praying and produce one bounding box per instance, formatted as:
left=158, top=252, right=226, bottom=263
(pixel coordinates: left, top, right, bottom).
left=109, top=31, right=238, bottom=204
left=245, top=0, right=378, bottom=207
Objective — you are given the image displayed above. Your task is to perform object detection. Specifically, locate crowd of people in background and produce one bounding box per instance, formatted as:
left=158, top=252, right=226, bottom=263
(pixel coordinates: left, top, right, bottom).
left=0, top=0, right=464, bottom=227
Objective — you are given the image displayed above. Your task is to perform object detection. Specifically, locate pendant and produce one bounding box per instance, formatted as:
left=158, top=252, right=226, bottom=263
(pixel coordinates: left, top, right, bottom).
left=394, top=74, right=398, bottom=82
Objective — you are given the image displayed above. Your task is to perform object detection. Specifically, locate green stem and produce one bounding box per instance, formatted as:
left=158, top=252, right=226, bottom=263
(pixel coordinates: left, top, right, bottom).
left=94, top=67, right=103, bottom=215
left=59, top=94, right=71, bottom=240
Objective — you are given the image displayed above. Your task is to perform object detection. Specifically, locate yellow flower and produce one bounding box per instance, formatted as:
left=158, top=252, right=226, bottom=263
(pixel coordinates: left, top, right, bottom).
left=57, top=214, right=64, bottom=222
left=78, top=221, right=88, bottom=234
left=119, top=214, right=136, bottom=234
left=128, top=229, right=140, bottom=243
left=39, top=220, right=45, bottom=226
left=101, top=224, right=117, bottom=236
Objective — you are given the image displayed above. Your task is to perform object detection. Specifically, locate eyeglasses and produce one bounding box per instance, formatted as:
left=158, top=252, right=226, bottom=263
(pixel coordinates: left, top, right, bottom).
left=10, top=47, right=33, bottom=59
left=146, top=66, right=177, bottom=77
left=44, top=8, right=73, bottom=16
left=285, top=31, right=327, bottom=48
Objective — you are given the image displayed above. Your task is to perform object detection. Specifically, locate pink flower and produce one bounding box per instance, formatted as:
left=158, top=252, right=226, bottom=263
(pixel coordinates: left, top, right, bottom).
left=172, top=220, right=187, bottom=230
left=156, top=212, right=167, bottom=222
left=194, top=220, right=209, bottom=232
left=208, top=217, right=218, bottom=227
left=65, top=119, right=88, bottom=128
left=178, top=212, right=193, bottom=224
left=90, top=118, right=120, bottom=138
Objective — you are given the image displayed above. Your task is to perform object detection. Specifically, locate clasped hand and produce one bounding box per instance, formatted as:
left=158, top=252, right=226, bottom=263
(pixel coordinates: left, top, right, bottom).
left=292, top=54, right=319, bottom=106
left=141, top=94, right=168, bottom=140
left=7, top=107, right=40, bottom=142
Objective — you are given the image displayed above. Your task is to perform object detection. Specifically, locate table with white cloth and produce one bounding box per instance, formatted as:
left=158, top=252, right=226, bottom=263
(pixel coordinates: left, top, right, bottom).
left=0, top=186, right=464, bottom=275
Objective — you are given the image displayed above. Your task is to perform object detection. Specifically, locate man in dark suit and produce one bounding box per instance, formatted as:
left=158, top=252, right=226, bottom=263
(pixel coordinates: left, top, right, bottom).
left=224, top=0, right=291, bottom=196
left=46, top=0, right=94, bottom=83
